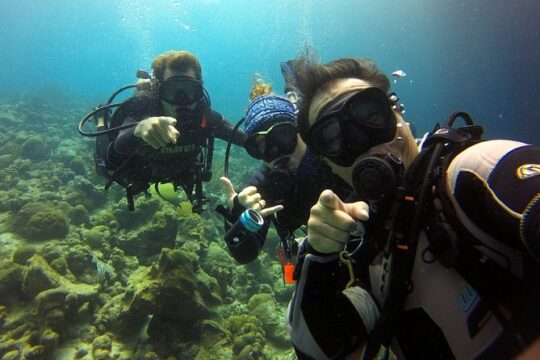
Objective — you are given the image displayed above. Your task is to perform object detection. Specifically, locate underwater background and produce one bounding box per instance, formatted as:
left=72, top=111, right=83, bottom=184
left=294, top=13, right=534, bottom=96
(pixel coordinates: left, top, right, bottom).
left=0, top=1, right=539, bottom=359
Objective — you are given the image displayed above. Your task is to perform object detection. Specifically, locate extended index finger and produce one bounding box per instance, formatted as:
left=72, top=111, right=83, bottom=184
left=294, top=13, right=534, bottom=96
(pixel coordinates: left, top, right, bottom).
left=343, top=201, right=369, bottom=221
left=317, top=190, right=345, bottom=211
left=259, top=205, right=284, bottom=218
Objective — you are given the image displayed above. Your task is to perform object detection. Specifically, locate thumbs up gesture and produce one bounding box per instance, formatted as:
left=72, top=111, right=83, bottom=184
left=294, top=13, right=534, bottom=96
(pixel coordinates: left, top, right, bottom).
left=307, top=190, right=369, bottom=253
left=220, top=177, right=283, bottom=217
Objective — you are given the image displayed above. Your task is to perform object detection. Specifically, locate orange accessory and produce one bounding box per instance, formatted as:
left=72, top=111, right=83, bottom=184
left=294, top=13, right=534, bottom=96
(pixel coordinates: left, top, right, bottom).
left=283, top=262, right=296, bottom=284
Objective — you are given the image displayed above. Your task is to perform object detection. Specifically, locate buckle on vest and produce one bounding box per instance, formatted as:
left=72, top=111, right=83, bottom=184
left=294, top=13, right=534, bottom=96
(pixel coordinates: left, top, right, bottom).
left=426, top=198, right=459, bottom=267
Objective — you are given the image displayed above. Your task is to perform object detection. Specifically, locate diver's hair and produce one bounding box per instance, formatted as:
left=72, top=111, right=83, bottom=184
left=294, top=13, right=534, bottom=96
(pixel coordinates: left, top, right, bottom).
left=152, top=51, right=202, bottom=81
left=290, top=52, right=390, bottom=134
left=249, top=74, right=273, bottom=101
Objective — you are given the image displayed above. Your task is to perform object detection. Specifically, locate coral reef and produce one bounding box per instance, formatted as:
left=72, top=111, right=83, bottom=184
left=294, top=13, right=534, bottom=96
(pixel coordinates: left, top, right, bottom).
left=225, top=314, right=266, bottom=359
left=12, top=202, right=70, bottom=241
left=129, top=247, right=221, bottom=329
left=0, top=97, right=296, bottom=359
left=20, top=136, right=50, bottom=161
left=112, top=202, right=179, bottom=262
left=70, top=204, right=90, bottom=226
left=64, top=175, right=107, bottom=209
left=247, top=293, right=290, bottom=348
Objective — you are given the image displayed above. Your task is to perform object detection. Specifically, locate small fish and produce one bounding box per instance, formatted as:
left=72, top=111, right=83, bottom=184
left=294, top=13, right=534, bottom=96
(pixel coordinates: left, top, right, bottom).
left=392, top=70, right=407, bottom=78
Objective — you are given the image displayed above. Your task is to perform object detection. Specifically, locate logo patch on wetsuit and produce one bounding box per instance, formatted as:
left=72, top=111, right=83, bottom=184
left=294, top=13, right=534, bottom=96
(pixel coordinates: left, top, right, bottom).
left=458, top=286, right=478, bottom=312
left=160, top=144, right=197, bottom=154
left=516, top=164, right=540, bottom=180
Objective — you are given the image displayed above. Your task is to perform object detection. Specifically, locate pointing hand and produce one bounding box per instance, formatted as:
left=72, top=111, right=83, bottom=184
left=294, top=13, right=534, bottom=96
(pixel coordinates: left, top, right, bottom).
left=307, top=189, right=369, bottom=253
left=134, top=116, right=180, bottom=149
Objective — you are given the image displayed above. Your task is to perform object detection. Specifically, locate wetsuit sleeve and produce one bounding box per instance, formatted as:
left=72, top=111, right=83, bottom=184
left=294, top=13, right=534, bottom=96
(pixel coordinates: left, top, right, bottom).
left=287, top=240, right=380, bottom=359
left=209, top=110, right=246, bottom=147
left=112, top=97, right=159, bottom=155
left=114, top=120, right=142, bottom=155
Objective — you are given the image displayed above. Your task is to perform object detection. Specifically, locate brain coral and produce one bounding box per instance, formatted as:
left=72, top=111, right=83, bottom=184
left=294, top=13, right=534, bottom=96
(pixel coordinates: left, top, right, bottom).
left=20, top=136, right=50, bottom=161
left=12, top=202, right=70, bottom=240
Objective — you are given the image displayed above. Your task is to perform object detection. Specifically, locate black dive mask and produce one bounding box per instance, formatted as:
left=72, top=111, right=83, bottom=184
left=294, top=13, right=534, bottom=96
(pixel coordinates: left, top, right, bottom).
left=159, top=76, right=204, bottom=106
left=245, top=122, right=297, bottom=162
left=304, top=87, right=397, bottom=167
left=352, top=153, right=403, bottom=202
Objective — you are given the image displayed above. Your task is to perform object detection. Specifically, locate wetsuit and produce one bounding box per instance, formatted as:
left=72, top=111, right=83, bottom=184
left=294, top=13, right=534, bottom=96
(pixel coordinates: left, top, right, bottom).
left=103, top=96, right=245, bottom=195
left=288, top=140, right=540, bottom=359
left=224, top=150, right=351, bottom=264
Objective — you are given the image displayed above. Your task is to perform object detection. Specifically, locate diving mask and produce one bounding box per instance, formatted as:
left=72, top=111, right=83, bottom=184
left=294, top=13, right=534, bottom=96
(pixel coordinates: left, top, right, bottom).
left=303, top=87, right=397, bottom=167
left=159, top=76, right=204, bottom=106
left=245, top=122, right=297, bottom=162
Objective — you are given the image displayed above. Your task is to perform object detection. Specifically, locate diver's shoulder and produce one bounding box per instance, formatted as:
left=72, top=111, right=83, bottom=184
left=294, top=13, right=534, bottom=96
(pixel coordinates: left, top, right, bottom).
left=129, top=95, right=161, bottom=107
left=116, top=95, right=161, bottom=112
left=205, top=108, right=225, bottom=123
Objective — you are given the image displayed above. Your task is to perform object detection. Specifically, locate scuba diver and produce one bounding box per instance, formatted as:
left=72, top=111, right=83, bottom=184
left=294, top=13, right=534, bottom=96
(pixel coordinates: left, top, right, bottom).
left=284, top=55, right=540, bottom=359
left=217, top=75, right=350, bottom=274
left=79, top=50, right=245, bottom=212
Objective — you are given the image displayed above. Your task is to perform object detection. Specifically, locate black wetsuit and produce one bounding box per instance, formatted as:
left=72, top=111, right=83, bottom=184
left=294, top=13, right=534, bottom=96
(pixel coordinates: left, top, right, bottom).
left=224, top=150, right=351, bottom=264
left=288, top=140, right=540, bottom=359
left=103, top=96, right=245, bottom=195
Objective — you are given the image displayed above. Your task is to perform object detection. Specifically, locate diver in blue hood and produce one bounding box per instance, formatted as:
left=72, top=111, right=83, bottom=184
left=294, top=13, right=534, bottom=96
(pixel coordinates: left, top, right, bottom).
left=217, top=75, right=350, bottom=270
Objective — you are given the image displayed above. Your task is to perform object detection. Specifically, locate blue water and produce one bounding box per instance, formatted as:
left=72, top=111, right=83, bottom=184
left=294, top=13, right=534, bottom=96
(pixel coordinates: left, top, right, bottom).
left=1, top=0, right=539, bottom=143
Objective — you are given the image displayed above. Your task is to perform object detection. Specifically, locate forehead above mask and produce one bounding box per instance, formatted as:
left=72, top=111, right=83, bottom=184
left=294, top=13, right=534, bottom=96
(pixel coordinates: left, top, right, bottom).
left=308, top=78, right=373, bottom=125
left=163, top=67, right=197, bottom=81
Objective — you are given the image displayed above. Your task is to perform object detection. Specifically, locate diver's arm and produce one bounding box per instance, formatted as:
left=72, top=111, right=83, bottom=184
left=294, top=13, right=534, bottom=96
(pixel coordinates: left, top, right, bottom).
left=288, top=239, right=379, bottom=359
left=210, top=110, right=246, bottom=147
left=287, top=190, right=377, bottom=358
left=113, top=97, right=159, bottom=155
left=114, top=118, right=145, bottom=155
left=116, top=116, right=179, bottom=152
